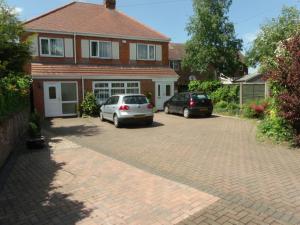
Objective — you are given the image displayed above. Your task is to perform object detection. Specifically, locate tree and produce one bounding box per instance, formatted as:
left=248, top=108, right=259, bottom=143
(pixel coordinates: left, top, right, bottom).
left=182, top=0, right=243, bottom=78
left=246, top=6, right=300, bottom=73
left=268, top=35, right=300, bottom=146
left=0, top=0, right=31, bottom=77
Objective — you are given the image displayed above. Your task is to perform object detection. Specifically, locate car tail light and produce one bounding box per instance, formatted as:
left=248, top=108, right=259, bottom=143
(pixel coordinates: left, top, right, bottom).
left=119, top=105, right=130, bottom=111
left=189, top=99, right=196, bottom=107
left=147, top=103, right=154, bottom=109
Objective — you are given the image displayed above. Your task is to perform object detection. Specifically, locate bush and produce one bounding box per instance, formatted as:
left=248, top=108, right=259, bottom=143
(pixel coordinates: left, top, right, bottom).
left=258, top=110, right=293, bottom=143
left=210, top=85, right=239, bottom=103
left=188, top=80, right=222, bottom=94
left=242, top=100, right=268, bottom=119
left=0, top=74, right=31, bottom=121
left=80, top=92, right=99, bottom=117
left=214, top=101, right=240, bottom=115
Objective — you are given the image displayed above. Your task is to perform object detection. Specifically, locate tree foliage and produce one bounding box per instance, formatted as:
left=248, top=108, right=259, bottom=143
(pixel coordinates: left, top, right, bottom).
left=246, top=6, right=300, bottom=73
left=183, top=0, right=243, bottom=77
left=267, top=35, right=300, bottom=146
left=0, top=0, right=31, bottom=77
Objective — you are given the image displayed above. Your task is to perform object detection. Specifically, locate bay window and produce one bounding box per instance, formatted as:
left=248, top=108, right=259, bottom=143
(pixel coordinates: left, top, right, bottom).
left=40, top=38, right=64, bottom=57
left=137, top=44, right=155, bottom=60
left=90, top=41, right=112, bottom=58
left=93, top=81, right=140, bottom=104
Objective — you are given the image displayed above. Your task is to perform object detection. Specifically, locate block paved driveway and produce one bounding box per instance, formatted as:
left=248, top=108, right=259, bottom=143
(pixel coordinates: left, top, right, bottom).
left=1, top=113, right=300, bottom=225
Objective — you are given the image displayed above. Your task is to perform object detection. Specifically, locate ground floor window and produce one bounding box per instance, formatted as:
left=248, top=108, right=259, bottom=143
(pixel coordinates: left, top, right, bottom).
left=93, top=81, right=140, bottom=104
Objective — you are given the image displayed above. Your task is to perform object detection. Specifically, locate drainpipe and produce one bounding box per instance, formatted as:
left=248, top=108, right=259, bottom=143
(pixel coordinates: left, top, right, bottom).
left=73, top=33, right=77, bottom=64
left=81, top=76, right=85, bottom=100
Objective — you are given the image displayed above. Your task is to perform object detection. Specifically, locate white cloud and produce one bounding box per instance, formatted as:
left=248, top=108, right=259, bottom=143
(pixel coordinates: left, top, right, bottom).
left=12, top=7, right=23, bottom=15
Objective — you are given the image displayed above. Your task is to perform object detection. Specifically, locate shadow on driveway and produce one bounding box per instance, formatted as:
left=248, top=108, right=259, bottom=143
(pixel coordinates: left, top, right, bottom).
left=0, top=138, right=92, bottom=225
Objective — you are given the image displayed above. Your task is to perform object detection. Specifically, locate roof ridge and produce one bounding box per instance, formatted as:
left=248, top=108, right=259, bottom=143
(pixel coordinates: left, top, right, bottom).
left=115, top=9, right=170, bottom=41
left=24, top=1, right=77, bottom=25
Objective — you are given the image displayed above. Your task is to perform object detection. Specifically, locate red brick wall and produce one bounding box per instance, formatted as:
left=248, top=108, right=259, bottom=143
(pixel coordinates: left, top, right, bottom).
left=25, top=32, right=169, bottom=66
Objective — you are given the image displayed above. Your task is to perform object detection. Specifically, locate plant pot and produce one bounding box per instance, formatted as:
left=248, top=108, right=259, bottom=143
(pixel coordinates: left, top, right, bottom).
left=26, top=136, right=45, bottom=149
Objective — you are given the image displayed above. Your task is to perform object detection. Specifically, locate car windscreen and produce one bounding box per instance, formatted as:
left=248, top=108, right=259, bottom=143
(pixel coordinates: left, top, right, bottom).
left=123, top=96, right=148, bottom=104
left=191, top=93, right=209, bottom=100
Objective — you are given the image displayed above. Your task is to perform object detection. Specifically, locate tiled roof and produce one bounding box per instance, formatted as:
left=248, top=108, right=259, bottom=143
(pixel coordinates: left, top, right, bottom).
left=31, top=63, right=179, bottom=78
left=24, top=2, right=169, bottom=42
left=169, top=43, right=186, bottom=60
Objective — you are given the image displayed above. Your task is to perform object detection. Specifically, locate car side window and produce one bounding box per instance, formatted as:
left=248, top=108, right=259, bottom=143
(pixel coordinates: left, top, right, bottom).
left=172, top=94, right=179, bottom=101
left=105, top=97, right=113, bottom=105
left=185, top=93, right=190, bottom=101
left=111, top=96, right=119, bottom=105
left=178, top=93, right=186, bottom=101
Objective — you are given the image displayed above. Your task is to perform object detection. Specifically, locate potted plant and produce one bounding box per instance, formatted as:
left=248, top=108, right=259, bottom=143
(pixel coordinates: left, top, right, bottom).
left=26, top=112, right=45, bottom=149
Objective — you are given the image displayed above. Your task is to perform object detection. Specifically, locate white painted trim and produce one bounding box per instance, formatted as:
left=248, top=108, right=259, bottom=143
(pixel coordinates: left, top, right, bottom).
left=33, top=75, right=178, bottom=81
left=26, top=28, right=171, bottom=42
left=39, top=37, right=65, bottom=57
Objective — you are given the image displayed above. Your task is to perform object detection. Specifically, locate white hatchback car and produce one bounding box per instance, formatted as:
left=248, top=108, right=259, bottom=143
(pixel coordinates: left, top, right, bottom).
left=100, top=94, right=154, bottom=128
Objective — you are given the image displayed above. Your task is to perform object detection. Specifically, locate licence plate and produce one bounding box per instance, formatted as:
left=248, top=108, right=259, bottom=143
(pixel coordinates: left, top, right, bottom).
left=199, top=108, right=208, bottom=112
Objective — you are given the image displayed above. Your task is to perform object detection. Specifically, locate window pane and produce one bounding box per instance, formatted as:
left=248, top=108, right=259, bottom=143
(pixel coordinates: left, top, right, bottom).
left=158, top=85, right=161, bottom=97
left=41, top=39, right=49, bottom=55
left=149, top=45, right=155, bottom=60
left=137, top=44, right=148, bottom=59
left=62, top=103, right=77, bottom=114
left=126, top=89, right=139, bottom=94
left=111, top=89, right=125, bottom=95
left=95, top=83, right=109, bottom=88
left=49, top=87, right=56, bottom=99
left=127, top=82, right=139, bottom=88
left=50, top=39, right=64, bottom=56
left=166, top=85, right=171, bottom=97
left=61, top=83, right=77, bottom=101
left=112, top=83, right=125, bottom=88
left=94, top=89, right=109, bottom=104
left=99, top=42, right=111, bottom=58
left=91, top=42, right=98, bottom=57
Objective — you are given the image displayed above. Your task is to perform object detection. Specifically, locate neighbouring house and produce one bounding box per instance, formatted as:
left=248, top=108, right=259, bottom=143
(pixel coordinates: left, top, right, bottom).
left=23, top=0, right=179, bottom=117
left=168, top=43, right=248, bottom=91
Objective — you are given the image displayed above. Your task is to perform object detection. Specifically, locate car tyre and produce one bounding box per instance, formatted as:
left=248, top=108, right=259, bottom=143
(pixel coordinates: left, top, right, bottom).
left=164, top=106, right=169, bottom=114
left=146, top=119, right=153, bottom=126
left=183, top=108, right=190, bottom=118
left=113, top=115, right=121, bottom=128
left=100, top=111, right=105, bottom=121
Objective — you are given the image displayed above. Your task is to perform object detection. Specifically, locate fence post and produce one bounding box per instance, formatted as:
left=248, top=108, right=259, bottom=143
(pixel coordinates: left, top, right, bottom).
left=265, top=82, right=269, bottom=98
left=239, top=83, right=243, bottom=107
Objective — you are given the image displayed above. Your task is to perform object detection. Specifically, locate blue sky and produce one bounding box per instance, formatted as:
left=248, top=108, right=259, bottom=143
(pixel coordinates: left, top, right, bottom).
left=7, top=0, right=300, bottom=52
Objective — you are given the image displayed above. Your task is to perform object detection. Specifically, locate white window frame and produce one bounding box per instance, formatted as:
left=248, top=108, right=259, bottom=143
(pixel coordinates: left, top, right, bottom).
left=90, top=40, right=112, bottom=59
left=137, top=44, right=156, bottom=61
left=39, top=37, right=65, bottom=57
left=93, top=81, right=141, bottom=104
left=169, top=60, right=181, bottom=71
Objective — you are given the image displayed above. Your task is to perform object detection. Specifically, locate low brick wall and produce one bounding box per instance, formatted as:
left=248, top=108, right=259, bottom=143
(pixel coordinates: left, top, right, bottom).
left=0, top=109, right=29, bottom=168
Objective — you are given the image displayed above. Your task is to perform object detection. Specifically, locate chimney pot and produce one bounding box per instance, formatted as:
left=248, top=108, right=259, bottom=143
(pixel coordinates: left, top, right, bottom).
left=104, top=0, right=116, bottom=10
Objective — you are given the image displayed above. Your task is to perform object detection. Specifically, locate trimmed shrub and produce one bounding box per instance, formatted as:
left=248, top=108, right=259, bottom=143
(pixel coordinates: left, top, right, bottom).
left=214, top=101, right=240, bottom=115
left=188, top=80, right=222, bottom=94
left=80, top=92, right=99, bottom=117
left=210, top=85, right=239, bottom=103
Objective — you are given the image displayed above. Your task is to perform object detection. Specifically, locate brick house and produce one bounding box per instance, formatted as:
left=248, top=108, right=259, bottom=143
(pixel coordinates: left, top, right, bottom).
left=24, top=0, right=178, bottom=117
left=169, top=43, right=248, bottom=92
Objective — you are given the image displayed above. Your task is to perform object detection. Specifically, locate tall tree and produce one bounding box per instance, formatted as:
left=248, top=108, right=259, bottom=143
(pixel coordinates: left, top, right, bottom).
left=0, top=0, right=30, bottom=78
left=246, top=6, right=300, bottom=73
left=183, top=0, right=243, bottom=78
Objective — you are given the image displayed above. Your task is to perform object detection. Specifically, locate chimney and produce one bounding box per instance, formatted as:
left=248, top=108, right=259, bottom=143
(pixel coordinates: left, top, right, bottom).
left=104, top=0, right=116, bottom=10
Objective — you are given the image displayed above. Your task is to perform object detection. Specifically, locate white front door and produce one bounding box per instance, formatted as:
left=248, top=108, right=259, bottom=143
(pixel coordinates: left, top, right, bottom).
left=44, top=81, right=78, bottom=117
left=155, top=82, right=174, bottom=110
left=44, top=82, right=62, bottom=117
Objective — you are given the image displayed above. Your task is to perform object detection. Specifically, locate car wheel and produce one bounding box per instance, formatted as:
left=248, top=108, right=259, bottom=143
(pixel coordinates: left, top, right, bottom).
left=113, top=115, right=121, bottom=128
left=100, top=111, right=105, bottom=121
left=183, top=108, right=190, bottom=118
left=164, top=106, right=169, bottom=114
left=206, top=112, right=212, bottom=117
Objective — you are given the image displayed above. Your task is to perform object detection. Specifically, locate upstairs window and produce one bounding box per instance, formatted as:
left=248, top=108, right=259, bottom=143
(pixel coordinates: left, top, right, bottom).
left=137, top=44, right=155, bottom=60
left=90, top=41, right=112, bottom=59
left=40, top=38, right=64, bottom=57
left=170, top=60, right=181, bottom=71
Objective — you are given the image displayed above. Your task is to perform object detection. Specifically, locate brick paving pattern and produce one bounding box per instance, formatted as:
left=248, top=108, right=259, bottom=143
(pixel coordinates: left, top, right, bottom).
left=1, top=113, right=300, bottom=224
left=0, top=136, right=218, bottom=225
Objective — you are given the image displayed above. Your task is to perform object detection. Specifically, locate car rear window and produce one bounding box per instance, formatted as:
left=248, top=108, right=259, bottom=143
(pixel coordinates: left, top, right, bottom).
left=191, top=93, right=209, bottom=100
left=123, top=96, right=148, bottom=104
